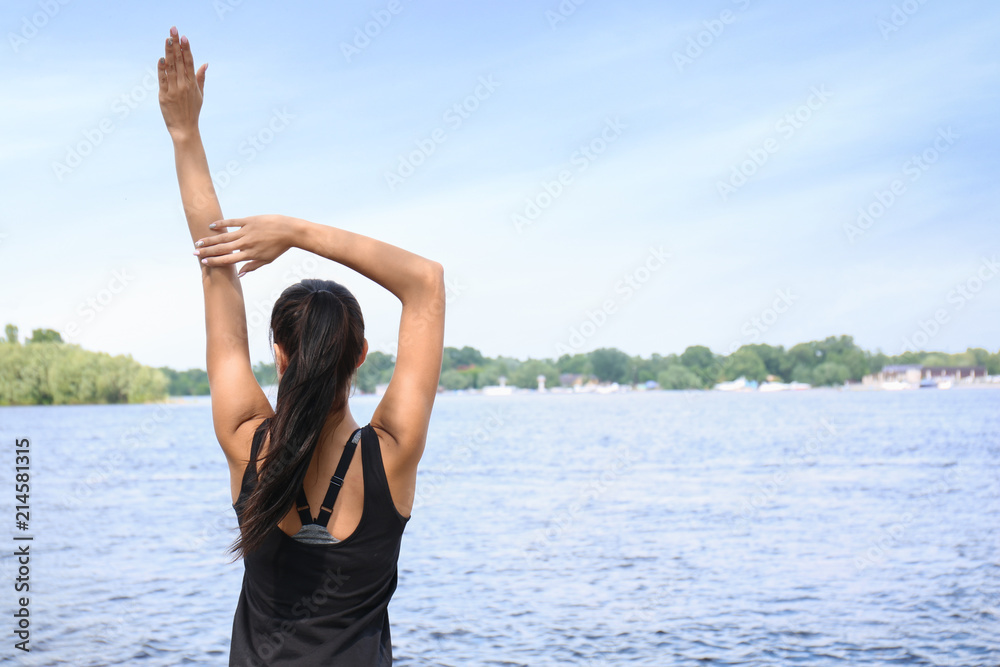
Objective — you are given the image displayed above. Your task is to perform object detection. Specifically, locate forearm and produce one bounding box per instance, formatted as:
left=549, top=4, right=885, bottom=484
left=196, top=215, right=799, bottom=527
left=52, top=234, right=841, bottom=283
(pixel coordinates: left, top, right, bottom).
left=172, top=132, right=249, bottom=371
left=172, top=132, right=232, bottom=280
left=293, top=218, right=442, bottom=303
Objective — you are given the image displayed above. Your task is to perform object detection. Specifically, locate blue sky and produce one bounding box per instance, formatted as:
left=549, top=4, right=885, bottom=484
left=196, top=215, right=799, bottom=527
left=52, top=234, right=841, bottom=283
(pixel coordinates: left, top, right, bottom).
left=1, top=0, right=997, bottom=370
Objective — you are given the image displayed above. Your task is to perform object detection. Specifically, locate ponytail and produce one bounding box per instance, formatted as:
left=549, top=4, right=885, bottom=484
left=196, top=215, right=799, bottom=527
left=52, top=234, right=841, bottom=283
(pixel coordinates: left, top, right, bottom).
left=229, top=280, right=365, bottom=560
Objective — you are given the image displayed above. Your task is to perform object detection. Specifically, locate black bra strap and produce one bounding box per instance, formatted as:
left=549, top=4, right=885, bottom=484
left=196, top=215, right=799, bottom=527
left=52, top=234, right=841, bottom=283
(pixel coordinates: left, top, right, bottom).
left=295, top=485, right=313, bottom=526
left=296, top=427, right=364, bottom=526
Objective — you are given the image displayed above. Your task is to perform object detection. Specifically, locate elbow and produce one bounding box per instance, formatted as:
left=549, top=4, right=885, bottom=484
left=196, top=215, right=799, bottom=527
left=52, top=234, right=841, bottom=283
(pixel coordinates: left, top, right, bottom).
left=426, top=260, right=444, bottom=285
left=401, top=260, right=445, bottom=308
left=424, top=260, right=446, bottom=306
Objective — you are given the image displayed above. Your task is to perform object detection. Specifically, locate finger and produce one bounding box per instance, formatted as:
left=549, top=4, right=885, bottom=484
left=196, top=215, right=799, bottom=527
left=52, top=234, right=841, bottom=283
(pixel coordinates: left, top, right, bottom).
left=194, top=229, right=242, bottom=248
left=208, top=218, right=246, bottom=230
left=169, top=26, right=183, bottom=88
left=200, top=251, right=243, bottom=267
left=157, top=57, right=168, bottom=91
left=180, top=34, right=196, bottom=83
left=196, top=240, right=242, bottom=258
left=164, top=38, right=175, bottom=88
left=238, top=260, right=267, bottom=278
left=196, top=63, right=208, bottom=94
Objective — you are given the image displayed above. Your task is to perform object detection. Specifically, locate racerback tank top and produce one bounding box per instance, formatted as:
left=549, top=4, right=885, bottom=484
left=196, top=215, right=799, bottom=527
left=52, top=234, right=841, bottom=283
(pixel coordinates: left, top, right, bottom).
left=229, top=421, right=410, bottom=665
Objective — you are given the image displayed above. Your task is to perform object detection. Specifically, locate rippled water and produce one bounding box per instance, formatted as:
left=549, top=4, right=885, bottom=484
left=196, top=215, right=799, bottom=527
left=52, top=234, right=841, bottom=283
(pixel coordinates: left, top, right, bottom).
left=1, top=389, right=998, bottom=666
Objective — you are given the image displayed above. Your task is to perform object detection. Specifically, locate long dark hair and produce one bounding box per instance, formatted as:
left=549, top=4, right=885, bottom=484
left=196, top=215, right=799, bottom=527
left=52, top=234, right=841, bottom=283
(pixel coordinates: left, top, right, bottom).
left=229, top=278, right=365, bottom=559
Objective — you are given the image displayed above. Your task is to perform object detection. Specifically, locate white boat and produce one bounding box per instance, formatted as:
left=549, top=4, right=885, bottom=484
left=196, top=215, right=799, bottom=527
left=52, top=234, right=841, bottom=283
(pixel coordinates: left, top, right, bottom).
left=881, top=380, right=913, bottom=391
left=759, top=382, right=790, bottom=392
left=715, top=377, right=756, bottom=392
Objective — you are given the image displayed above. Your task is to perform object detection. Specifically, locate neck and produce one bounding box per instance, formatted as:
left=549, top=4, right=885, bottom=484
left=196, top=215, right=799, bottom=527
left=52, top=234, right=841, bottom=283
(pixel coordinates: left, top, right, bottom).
left=317, top=403, right=359, bottom=447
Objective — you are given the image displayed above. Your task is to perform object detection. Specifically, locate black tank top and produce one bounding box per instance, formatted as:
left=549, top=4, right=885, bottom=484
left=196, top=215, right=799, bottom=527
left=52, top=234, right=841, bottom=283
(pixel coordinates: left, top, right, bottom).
left=229, top=422, right=409, bottom=666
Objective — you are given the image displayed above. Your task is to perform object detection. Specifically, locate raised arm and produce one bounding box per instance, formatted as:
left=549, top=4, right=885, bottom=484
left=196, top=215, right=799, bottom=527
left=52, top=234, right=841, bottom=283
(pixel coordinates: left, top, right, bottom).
left=297, top=220, right=445, bottom=465
left=158, top=27, right=272, bottom=468
left=193, top=215, right=445, bottom=466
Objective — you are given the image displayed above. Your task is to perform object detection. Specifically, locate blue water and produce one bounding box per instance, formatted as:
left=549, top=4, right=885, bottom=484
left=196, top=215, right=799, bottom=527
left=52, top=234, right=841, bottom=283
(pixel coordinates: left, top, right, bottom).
left=1, top=389, right=998, bottom=666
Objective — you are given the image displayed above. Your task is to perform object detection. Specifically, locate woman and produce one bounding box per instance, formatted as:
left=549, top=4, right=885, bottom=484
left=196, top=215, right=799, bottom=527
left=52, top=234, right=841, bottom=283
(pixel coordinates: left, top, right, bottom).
left=157, top=27, right=445, bottom=665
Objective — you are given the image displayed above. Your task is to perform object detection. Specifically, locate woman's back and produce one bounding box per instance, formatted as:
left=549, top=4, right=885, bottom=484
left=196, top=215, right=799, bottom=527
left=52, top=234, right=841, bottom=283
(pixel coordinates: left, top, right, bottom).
left=230, top=421, right=409, bottom=665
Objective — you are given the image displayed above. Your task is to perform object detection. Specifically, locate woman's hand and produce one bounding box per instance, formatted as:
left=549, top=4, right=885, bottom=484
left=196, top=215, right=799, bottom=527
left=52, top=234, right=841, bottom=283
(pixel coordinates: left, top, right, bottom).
left=194, top=215, right=302, bottom=278
left=158, top=26, right=208, bottom=142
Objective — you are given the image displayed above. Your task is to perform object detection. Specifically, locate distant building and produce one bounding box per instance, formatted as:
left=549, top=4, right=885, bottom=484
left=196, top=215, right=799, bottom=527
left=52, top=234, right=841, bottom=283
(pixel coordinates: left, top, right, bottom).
left=559, top=373, right=585, bottom=388
left=863, top=364, right=987, bottom=387
left=868, top=364, right=922, bottom=385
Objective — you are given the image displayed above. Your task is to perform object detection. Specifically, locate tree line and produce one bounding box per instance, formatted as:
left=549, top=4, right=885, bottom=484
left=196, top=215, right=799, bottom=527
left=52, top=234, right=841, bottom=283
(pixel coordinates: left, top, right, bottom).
left=0, top=325, right=166, bottom=405
left=1, top=323, right=997, bottom=405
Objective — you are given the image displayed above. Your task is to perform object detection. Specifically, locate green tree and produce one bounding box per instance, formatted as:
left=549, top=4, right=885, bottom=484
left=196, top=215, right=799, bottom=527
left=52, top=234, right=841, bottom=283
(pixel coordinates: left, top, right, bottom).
left=742, top=343, right=791, bottom=380
left=440, top=368, right=472, bottom=390
left=722, top=348, right=768, bottom=383
left=680, top=345, right=718, bottom=385
left=472, top=362, right=503, bottom=388
left=657, top=365, right=702, bottom=390
left=510, top=359, right=560, bottom=389
left=442, top=346, right=485, bottom=371
left=252, top=361, right=277, bottom=387
left=0, top=342, right=167, bottom=405
left=968, top=347, right=991, bottom=368
left=158, top=367, right=210, bottom=395
left=555, top=353, right=593, bottom=377
left=811, top=361, right=850, bottom=386
left=589, top=348, right=630, bottom=383
left=4, top=324, right=18, bottom=344
left=28, top=328, right=63, bottom=344
left=986, top=351, right=1000, bottom=376
left=357, top=351, right=395, bottom=393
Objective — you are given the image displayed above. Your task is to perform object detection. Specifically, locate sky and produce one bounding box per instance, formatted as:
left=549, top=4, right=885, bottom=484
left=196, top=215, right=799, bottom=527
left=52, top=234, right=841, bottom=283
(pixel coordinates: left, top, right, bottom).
left=1, top=0, right=998, bottom=370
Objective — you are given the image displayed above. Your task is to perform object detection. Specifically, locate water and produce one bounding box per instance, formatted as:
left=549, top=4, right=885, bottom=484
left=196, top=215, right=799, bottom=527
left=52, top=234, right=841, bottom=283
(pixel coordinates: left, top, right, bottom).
left=1, top=389, right=997, bottom=666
